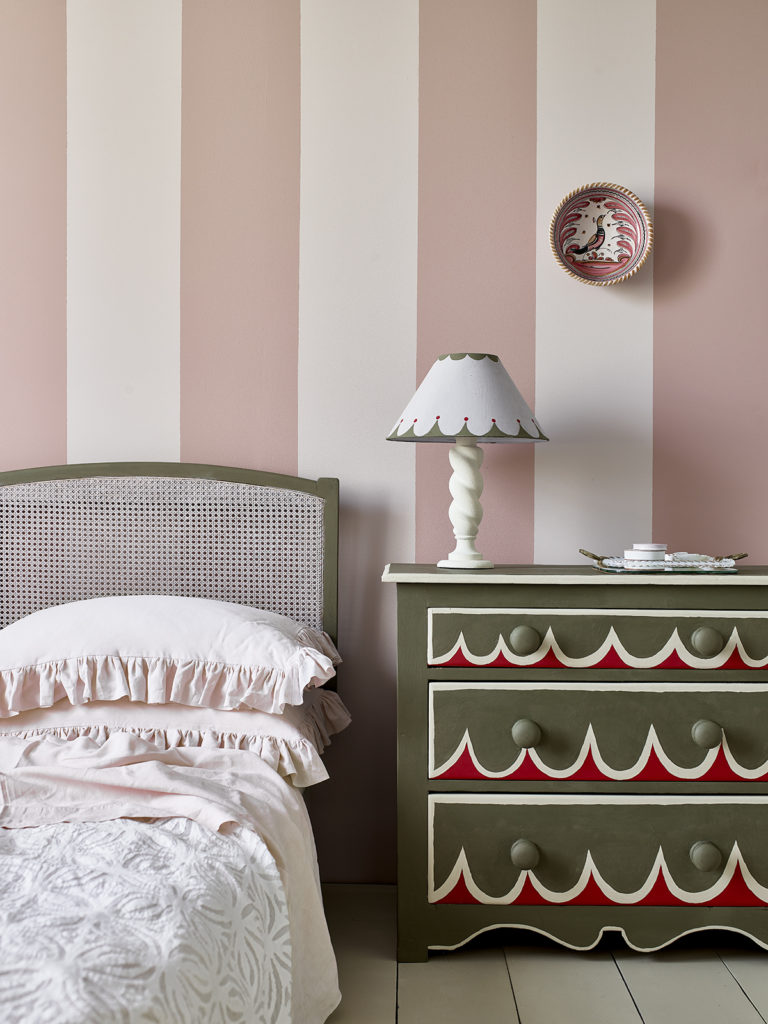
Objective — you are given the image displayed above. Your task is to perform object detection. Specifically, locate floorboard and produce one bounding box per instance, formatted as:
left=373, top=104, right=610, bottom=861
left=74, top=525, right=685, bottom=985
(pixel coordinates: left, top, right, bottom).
left=504, top=944, right=642, bottom=1024
left=322, top=886, right=768, bottom=1024
left=717, top=948, right=768, bottom=1022
left=399, top=947, right=520, bottom=1024
left=614, top=948, right=766, bottom=1024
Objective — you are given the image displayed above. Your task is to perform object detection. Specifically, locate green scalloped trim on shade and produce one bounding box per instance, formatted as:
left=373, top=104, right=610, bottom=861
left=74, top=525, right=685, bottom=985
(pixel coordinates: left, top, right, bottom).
left=387, top=418, right=549, bottom=442
left=387, top=420, right=449, bottom=441
left=438, top=353, right=499, bottom=362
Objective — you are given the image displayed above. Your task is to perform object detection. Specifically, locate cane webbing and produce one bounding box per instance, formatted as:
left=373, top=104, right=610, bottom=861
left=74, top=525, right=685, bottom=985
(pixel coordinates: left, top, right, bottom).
left=0, top=475, right=326, bottom=630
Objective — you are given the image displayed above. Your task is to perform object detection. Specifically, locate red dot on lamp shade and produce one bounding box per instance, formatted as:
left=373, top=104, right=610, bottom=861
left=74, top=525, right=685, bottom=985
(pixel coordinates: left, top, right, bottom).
left=464, top=417, right=469, bottom=421
left=492, top=418, right=496, bottom=423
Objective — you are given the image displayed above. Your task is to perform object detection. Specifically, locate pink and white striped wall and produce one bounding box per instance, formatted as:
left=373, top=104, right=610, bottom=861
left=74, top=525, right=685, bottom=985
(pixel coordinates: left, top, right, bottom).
left=1, top=0, right=767, bottom=881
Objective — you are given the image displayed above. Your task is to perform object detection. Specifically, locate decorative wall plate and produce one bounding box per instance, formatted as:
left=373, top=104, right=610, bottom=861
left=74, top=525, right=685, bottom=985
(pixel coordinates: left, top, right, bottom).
left=550, top=183, right=653, bottom=285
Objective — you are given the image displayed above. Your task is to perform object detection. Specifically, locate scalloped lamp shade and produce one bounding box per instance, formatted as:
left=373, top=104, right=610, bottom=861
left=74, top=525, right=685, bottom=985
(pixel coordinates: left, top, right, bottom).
left=387, top=353, right=547, bottom=569
left=387, top=352, right=547, bottom=443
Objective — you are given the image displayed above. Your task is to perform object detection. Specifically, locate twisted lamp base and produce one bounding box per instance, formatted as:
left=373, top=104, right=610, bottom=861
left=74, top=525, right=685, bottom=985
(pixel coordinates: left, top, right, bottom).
left=437, top=439, right=493, bottom=569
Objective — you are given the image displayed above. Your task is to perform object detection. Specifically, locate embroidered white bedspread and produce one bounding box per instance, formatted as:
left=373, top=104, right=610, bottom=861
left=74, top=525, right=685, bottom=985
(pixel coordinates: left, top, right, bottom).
left=0, top=735, right=340, bottom=1024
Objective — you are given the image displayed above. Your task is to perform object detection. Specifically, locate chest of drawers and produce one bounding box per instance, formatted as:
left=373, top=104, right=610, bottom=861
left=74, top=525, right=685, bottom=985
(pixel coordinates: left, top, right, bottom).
left=382, top=564, right=768, bottom=961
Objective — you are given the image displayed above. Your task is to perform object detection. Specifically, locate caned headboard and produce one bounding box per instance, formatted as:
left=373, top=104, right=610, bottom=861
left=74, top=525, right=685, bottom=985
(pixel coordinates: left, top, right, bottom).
left=0, top=463, right=339, bottom=644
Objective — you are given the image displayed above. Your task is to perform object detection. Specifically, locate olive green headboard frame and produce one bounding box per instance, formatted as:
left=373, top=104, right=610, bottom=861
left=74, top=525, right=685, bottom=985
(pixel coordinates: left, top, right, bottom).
left=0, top=462, right=339, bottom=646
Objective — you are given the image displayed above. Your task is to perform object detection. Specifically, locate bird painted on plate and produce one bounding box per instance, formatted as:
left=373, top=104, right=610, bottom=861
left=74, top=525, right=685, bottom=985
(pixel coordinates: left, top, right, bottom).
left=572, top=214, right=606, bottom=255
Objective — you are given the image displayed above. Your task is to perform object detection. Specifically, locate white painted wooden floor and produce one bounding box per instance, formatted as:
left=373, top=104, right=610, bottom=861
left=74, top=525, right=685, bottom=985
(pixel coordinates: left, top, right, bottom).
left=322, top=884, right=768, bottom=1023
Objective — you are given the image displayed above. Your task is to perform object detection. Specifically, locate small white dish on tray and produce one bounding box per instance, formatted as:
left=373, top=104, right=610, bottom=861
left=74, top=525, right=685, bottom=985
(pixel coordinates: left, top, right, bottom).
left=579, top=549, right=747, bottom=574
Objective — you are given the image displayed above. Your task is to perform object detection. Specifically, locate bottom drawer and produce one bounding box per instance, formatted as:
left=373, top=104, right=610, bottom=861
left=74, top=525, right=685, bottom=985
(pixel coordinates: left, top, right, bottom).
left=430, top=795, right=768, bottom=908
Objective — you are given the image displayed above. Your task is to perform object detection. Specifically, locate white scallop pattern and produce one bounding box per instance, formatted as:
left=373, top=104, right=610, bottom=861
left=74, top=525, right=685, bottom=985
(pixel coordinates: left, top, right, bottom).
left=432, top=728, right=768, bottom=782
left=432, top=842, right=768, bottom=908
left=432, top=625, right=768, bottom=670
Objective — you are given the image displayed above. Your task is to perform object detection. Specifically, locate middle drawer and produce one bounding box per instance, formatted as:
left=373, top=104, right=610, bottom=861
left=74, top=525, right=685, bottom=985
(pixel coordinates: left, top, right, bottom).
left=430, top=682, right=768, bottom=783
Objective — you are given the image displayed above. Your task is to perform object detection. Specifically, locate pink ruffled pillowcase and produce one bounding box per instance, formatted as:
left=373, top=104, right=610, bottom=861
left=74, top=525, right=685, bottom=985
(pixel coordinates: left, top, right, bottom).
left=0, top=595, right=348, bottom=787
left=0, top=689, right=351, bottom=788
left=0, top=595, right=341, bottom=717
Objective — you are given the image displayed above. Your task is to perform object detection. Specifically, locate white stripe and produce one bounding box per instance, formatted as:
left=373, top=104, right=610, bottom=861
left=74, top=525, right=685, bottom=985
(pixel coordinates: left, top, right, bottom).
left=431, top=681, right=768, bottom=693
left=431, top=794, right=768, bottom=807
left=67, top=0, right=181, bottom=462
left=534, top=0, right=656, bottom=562
left=429, top=606, right=768, bottom=618
left=297, top=1, right=418, bottom=657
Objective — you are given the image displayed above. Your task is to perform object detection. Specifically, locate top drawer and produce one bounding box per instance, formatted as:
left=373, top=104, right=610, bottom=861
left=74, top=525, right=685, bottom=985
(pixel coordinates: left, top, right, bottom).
left=428, top=607, right=768, bottom=670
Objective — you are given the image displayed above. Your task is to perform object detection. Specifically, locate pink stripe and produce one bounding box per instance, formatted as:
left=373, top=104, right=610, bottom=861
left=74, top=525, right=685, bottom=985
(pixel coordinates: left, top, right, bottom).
left=0, top=2, right=66, bottom=471
left=180, top=0, right=299, bottom=473
left=654, top=0, right=768, bottom=559
left=416, top=0, right=537, bottom=564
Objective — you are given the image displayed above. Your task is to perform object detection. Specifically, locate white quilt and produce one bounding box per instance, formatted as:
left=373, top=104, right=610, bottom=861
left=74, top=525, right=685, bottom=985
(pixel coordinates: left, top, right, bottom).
left=0, top=735, right=341, bottom=1024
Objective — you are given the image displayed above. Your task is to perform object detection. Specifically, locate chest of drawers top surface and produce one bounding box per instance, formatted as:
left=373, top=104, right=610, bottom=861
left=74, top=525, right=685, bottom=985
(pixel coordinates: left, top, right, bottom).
left=383, top=564, right=768, bottom=585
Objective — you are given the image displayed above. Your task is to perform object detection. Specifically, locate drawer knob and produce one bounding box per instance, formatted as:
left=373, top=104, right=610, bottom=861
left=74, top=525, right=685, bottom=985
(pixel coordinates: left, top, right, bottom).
left=691, top=718, right=722, bottom=749
left=511, top=718, right=542, bottom=748
left=510, top=839, right=540, bottom=871
left=509, top=625, right=541, bottom=656
left=690, top=840, right=723, bottom=873
left=691, top=626, right=724, bottom=657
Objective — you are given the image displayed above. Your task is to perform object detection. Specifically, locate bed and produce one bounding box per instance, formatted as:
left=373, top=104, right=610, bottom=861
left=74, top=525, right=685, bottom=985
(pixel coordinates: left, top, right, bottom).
left=0, top=462, right=349, bottom=1024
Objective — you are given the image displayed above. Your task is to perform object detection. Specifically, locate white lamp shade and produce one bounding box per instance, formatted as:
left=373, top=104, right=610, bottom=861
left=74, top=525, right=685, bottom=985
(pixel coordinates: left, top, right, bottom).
left=387, top=352, right=547, bottom=443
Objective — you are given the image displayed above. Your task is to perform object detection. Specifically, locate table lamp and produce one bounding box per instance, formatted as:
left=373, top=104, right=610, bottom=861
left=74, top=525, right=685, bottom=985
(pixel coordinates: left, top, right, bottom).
left=387, top=352, right=547, bottom=569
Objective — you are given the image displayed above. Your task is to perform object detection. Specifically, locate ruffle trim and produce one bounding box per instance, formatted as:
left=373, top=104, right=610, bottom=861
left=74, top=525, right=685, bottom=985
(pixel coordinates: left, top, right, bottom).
left=0, top=648, right=337, bottom=719
left=296, top=628, right=343, bottom=666
left=1, top=724, right=330, bottom=787
left=302, top=688, right=352, bottom=749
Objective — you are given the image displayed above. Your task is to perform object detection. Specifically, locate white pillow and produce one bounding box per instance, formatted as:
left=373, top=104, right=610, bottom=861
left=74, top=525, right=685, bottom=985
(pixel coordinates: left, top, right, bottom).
left=0, top=596, right=341, bottom=717
left=0, top=687, right=351, bottom=788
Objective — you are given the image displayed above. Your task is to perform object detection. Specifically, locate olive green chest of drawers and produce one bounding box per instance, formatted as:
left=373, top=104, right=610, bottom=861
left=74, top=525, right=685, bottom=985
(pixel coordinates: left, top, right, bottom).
left=382, top=563, right=768, bottom=961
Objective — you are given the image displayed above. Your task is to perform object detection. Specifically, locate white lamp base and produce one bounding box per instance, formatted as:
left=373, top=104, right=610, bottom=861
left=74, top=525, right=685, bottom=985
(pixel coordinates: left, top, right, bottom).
left=438, top=555, right=494, bottom=569
left=437, top=439, right=494, bottom=570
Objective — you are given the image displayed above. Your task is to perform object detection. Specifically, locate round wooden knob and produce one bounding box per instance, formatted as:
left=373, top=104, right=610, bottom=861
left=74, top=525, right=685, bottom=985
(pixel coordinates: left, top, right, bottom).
left=509, top=625, right=541, bottom=656
left=691, top=719, right=722, bottom=749
left=690, top=840, right=722, bottom=872
left=510, top=839, right=540, bottom=870
left=691, top=626, right=724, bottom=657
left=511, top=718, right=542, bottom=748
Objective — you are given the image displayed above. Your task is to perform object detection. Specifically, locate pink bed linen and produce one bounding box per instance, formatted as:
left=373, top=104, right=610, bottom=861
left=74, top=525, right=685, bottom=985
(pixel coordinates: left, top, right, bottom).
left=0, top=734, right=341, bottom=1023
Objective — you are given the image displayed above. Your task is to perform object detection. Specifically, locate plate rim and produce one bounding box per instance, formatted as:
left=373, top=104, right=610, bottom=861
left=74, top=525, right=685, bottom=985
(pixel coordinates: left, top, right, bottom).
left=550, top=181, right=654, bottom=287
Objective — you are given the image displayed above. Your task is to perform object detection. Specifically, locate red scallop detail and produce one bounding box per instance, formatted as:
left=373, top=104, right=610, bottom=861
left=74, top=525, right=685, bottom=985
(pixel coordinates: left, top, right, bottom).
left=657, top=650, right=695, bottom=670
left=512, top=873, right=552, bottom=905
left=707, top=862, right=765, bottom=906
left=435, top=871, right=478, bottom=905
left=632, top=746, right=680, bottom=782
left=721, top=648, right=762, bottom=670
left=593, top=648, right=632, bottom=669
left=434, top=638, right=768, bottom=672
left=433, top=744, right=479, bottom=780
left=438, top=855, right=768, bottom=908
left=562, top=873, right=622, bottom=907
left=631, top=868, right=691, bottom=907
left=699, top=745, right=768, bottom=782
left=435, top=649, right=473, bottom=668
